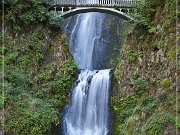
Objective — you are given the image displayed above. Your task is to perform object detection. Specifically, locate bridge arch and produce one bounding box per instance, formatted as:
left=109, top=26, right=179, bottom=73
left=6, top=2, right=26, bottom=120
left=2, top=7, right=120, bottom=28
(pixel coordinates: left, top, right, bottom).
left=51, top=0, right=139, bottom=20
left=52, top=7, right=134, bottom=20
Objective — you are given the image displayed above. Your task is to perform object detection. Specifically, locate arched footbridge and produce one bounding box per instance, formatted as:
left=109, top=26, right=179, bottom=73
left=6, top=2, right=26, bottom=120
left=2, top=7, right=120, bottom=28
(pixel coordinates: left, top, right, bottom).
left=51, top=0, right=140, bottom=20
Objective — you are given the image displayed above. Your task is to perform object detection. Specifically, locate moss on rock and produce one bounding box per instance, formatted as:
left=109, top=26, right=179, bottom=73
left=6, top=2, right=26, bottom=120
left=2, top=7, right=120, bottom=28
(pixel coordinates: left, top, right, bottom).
left=111, top=0, right=178, bottom=134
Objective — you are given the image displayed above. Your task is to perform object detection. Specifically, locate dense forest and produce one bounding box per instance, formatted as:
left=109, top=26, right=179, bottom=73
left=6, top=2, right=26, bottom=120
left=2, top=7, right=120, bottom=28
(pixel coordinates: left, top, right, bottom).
left=0, top=0, right=179, bottom=135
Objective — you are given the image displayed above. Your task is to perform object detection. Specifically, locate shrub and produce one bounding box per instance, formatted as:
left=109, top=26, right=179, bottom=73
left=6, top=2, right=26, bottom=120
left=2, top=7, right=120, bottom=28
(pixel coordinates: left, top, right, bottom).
left=131, top=0, right=157, bottom=33
left=48, top=11, right=64, bottom=27
left=127, top=49, right=139, bottom=64
left=142, top=112, right=175, bottom=135
left=133, top=78, right=147, bottom=95
left=5, top=0, right=63, bottom=29
left=132, top=70, right=140, bottom=80
left=161, top=78, right=170, bottom=89
left=167, top=50, right=176, bottom=60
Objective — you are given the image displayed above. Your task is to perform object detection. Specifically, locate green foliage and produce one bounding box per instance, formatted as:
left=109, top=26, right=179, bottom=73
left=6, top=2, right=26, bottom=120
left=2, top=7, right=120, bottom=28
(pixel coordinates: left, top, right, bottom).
left=6, top=0, right=46, bottom=23
left=112, top=0, right=177, bottom=134
left=117, top=94, right=138, bottom=124
left=142, top=112, right=175, bottom=135
left=111, top=94, right=138, bottom=134
left=36, top=59, right=77, bottom=107
left=111, top=93, right=158, bottom=135
left=4, top=52, right=19, bottom=64
left=163, top=0, right=176, bottom=22
left=176, top=116, right=180, bottom=128
left=5, top=0, right=63, bottom=29
left=133, top=78, right=147, bottom=95
left=127, top=96, right=158, bottom=133
left=157, top=39, right=165, bottom=49
left=132, top=70, right=140, bottom=80
left=161, top=78, right=170, bottom=89
left=139, top=96, right=157, bottom=112
left=3, top=67, right=59, bottom=135
left=167, top=50, right=176, bottom=60
left=5, top=30, right=45, bottom=70
left=13, top=25, right=21, bottom=32
left=132, top=0, right=176, bottom=34
left=5, top=67, right=32, bottom=88
left=149, top=78, right=158, bottom=85
left=123, top=114, right=140, bottom=135
left=6, top=91, right=59, bottom=135
left=20, top=5, right=47, bottom=23
left=127, top=49, right=139, bottom=64
left=48, top=11, right=63, bottom=27
left=3, top=28, right=77, bottom=134
left=165, top=93, right=177, bottom=113
left=131, top=0, right=157, bottom=33
left=0, top=95, right=5, bottom=109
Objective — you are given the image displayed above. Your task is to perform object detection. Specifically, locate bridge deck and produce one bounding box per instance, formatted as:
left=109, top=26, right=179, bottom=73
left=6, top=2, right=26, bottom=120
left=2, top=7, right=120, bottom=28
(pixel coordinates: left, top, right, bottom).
left=53, top=0, right=138, bottom=8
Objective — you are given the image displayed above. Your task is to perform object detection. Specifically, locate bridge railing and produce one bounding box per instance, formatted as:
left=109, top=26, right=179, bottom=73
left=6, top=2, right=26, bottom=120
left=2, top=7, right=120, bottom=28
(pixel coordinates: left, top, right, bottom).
left=53, top=0, right=139, bottom=8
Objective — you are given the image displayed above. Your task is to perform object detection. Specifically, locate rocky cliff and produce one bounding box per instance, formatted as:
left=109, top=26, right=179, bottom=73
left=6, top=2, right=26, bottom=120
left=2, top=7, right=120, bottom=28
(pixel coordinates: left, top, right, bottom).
left=1, top=1, right=77, bottom=134
left=111, top=0, right=179, bottom=134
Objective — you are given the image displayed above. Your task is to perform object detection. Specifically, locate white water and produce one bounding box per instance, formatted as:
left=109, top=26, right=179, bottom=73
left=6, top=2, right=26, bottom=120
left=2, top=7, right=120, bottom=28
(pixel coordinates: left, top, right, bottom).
left=63, top=70, right=110, bottom=135
left=69, top=13, right=105, bottom=69
left=63, top=12, right=111, bottom=135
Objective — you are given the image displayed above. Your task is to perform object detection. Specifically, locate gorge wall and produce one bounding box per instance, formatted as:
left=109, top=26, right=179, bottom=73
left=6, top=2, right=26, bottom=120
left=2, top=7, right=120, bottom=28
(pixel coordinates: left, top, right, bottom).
left=1, top=1, right=77, bottom=133
left=111, top=0, right=179, bottom=134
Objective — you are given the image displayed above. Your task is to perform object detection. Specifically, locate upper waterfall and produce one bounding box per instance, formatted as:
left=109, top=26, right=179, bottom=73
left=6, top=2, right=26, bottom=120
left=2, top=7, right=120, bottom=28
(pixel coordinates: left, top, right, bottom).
left=68, top=13, right=105, bottom=69
left=62, top=12, right=125, bottom=70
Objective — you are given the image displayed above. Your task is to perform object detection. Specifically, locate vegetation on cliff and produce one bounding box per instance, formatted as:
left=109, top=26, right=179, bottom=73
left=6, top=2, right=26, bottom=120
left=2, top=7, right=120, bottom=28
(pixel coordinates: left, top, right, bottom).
left=111, top=0, right=179, bottom=134
left=1, top=0, right=77, bottom=134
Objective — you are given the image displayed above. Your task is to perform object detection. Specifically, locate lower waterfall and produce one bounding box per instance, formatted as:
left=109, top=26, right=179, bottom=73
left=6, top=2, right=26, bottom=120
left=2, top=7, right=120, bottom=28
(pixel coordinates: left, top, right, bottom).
left=63, top=70, right=110, bottom=135
left=62, top=12, right=111, bottom=135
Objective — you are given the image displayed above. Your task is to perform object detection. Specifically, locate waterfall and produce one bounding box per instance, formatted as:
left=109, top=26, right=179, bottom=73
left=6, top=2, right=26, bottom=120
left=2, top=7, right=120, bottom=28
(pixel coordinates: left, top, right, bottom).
left=62, top=12, right=111, bottom=135
left=68, top=13, right=105, bottom=70
left=63, top=70, right=110, bottom=135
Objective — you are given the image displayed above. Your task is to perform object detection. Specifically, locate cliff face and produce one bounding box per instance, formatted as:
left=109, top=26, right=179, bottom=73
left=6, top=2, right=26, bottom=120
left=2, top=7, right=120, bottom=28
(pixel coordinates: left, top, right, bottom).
left=1, top=17, right=77, bottom=135
left=111, top=0, right=179, bottom=135
left=2, top=25, right=78, bottom=135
